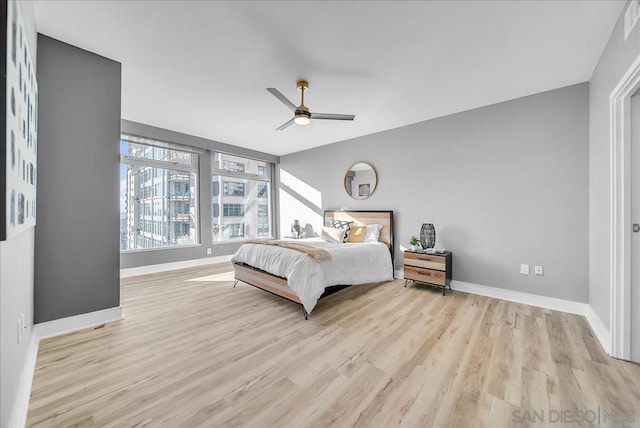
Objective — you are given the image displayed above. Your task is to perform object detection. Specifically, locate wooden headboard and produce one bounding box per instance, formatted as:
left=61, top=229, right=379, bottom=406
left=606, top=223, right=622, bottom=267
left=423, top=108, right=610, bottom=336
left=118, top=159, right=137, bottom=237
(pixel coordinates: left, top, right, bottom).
left=324, top=210, right=394, bottom=263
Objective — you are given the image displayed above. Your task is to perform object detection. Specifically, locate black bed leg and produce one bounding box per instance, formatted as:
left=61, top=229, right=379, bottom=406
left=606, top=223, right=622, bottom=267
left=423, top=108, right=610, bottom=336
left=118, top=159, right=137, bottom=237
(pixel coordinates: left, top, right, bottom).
left=233, top=279, right=239, bottom=288
left=303, top=308, right=309, bottom=320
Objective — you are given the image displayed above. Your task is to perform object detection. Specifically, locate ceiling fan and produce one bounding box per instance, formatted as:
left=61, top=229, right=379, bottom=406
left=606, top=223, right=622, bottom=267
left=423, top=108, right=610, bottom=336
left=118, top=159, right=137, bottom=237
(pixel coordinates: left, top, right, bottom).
left=267, top=80, right=355, bottom=130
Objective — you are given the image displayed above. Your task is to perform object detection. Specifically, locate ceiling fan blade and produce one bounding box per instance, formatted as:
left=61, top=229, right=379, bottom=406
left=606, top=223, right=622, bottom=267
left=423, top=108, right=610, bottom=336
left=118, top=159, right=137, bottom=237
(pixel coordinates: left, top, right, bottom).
left=267, top=88, right=297, bottom=112
left=311, top=112, right=355, bottom=121
left=276, top=118, right=295, bottom=131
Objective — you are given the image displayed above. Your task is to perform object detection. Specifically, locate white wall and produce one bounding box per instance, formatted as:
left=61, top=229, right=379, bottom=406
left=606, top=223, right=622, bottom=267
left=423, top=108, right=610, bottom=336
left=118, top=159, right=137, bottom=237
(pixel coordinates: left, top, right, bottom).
left=0, top=2, right=37, bottom=426
left=589, top=2, right=640, bottom=331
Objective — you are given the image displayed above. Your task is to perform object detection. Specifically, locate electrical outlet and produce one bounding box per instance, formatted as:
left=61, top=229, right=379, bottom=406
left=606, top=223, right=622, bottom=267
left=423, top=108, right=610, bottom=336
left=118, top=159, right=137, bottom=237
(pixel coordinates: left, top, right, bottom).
left=207, top=248, right=212, bottom=255
left=520, top=264, right=530, bottom=275
left=535, top=266, right=544, bottom=276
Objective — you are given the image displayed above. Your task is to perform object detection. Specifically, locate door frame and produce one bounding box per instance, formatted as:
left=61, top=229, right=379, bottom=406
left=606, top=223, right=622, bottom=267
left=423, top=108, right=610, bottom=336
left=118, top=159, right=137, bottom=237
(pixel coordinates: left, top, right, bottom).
left=610, top=54, right=640, bottom=360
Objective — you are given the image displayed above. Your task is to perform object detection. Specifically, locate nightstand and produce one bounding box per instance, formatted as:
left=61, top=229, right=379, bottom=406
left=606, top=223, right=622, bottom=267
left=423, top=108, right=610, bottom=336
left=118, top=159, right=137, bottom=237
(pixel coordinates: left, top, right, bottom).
left=403, top=250, right=453, bottom=295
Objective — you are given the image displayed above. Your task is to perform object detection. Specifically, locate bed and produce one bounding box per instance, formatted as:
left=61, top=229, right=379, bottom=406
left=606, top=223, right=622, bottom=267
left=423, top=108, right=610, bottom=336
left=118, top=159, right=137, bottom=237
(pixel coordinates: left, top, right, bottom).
left=232, top=210, right=395, bottom=319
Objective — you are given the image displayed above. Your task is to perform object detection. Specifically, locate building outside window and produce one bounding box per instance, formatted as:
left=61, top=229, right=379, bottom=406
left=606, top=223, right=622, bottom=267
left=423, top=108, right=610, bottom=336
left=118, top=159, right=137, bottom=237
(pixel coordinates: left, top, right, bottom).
left=120, top=134, right=199, bottom=250
left=224, top=223, right=245, bottom=238
left=223, top=203, right=244, bottom=217
left=212, top=152, right=272, bottom=242
left=223, top=160, right=245, bottom=173
left=223, top=181, right=245, bottom=197
left=257, top=204, right=270, bottom=237
left=257, top=183, right=268, bottom=198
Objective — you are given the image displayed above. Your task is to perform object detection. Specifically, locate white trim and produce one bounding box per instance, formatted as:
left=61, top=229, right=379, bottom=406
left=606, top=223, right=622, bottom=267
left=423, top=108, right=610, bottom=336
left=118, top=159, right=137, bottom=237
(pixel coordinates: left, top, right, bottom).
left=36, top=306, right=124, bottom=340
left=7, top=331, right=39, bottom=428
left=451, top=280, right=588, bottom=315
left=120, top=254, right=233, bottom=278
left=584, top=305, right=612, bottom=355
left=396, top=270, right=609, bottom=353
left=120, top=243, right=202, bottom=254
left=7, top=306, right=123, bottom=428
left=396, top=270, right=587, bottom=314
left=609, top=53, right=640, bottom=360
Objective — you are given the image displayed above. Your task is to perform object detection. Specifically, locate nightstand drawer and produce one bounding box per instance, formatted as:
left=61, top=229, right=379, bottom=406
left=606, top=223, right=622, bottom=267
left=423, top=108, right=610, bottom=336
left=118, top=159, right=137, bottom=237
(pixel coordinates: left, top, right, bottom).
left=404, top=252, right=446, bottom=271
left=404, top=266, right=447, bottom=286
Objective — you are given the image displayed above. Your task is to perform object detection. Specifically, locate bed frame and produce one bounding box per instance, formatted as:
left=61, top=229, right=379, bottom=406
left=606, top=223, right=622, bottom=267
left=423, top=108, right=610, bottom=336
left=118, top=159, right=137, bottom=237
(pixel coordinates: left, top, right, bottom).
left=233, top=210, right=394, bottom=319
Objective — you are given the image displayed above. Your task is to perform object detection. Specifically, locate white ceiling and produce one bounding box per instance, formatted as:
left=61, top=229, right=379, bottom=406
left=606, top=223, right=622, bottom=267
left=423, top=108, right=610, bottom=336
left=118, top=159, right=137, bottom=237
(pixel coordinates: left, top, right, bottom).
left=33, top=1, right=624, bottom=156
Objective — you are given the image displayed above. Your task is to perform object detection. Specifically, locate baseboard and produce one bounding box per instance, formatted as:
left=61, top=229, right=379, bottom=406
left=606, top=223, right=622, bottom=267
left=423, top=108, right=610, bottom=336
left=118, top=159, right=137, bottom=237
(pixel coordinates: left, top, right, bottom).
left=8, top=305, right=123, bottom=427
left=583, top=305, right=612, bottom=355
left=120, top=254, right=234, bottom=278
left=7, top=331, right=39, bottom=428
left=396, top=270, right=610, bottom=354
left=36, top=306, right=124, bottom=340
left=451, top=279, right=589, bottom=315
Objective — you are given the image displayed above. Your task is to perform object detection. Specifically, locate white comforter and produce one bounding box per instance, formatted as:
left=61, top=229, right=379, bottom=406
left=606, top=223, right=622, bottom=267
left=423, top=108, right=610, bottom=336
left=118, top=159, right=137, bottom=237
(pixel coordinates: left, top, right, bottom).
left=231, top=238, right=394, bottom=313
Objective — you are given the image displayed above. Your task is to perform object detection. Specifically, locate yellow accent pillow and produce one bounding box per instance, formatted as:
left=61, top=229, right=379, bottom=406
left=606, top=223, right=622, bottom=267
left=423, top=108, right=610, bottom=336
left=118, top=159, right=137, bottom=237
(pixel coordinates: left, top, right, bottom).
left=347, top=225, right=366, bottom=243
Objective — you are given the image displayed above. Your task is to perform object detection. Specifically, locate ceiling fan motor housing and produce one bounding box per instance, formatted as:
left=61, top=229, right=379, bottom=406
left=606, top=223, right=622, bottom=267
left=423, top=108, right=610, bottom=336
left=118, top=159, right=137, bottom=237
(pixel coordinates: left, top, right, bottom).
left=296, top=80, right=309, bottom=92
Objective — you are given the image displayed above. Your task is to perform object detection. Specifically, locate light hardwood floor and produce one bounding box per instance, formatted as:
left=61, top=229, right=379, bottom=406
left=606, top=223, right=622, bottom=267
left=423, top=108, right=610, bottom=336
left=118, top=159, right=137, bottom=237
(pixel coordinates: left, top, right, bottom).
left=28, top=263, right=640, bottom=427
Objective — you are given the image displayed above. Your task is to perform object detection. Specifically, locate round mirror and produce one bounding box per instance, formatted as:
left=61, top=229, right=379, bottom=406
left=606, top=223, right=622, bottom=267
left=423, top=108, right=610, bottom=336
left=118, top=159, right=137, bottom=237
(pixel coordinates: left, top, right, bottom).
left=344, top=162, right=377, bottom=200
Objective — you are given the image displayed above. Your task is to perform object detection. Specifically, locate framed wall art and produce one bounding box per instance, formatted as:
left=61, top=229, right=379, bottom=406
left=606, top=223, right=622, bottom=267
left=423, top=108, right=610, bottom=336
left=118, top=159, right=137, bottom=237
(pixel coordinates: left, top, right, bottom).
left=2, top=0, right=37, bottom=241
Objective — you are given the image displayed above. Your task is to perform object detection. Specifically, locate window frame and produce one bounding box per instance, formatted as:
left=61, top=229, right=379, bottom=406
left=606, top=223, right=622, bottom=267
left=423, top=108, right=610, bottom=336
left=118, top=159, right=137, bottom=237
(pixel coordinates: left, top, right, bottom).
left=211, top=152, right=274, bottom=243
left=120, top=135, right=201, bottom=252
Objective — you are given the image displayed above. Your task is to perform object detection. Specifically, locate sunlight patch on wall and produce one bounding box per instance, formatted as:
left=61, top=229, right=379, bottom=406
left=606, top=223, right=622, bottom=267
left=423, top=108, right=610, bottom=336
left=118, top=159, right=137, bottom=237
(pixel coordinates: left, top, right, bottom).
left=280, top=169, right=322, bottom=208
left=279, top=169, right=323, bottom=237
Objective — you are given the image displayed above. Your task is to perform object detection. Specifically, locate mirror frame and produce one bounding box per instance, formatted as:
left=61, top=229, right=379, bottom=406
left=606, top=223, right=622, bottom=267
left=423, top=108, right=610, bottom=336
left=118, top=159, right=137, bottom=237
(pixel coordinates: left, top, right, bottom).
left=344, top=162, right=378, bottom=200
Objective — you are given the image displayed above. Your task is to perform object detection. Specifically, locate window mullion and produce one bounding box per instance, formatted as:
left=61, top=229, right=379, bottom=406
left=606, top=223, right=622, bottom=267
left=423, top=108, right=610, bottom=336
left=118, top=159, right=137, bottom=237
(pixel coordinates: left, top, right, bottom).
left=121, top=155, right=197, bottom=173
left=211, top=168, right=269, bottom=182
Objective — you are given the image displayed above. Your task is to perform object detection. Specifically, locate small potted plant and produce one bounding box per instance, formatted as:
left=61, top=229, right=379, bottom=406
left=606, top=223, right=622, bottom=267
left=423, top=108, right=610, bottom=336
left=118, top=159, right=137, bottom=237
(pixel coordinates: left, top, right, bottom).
left=409, top=235, right=421, bottom=251
left=298, top=226, right=306, bottom=238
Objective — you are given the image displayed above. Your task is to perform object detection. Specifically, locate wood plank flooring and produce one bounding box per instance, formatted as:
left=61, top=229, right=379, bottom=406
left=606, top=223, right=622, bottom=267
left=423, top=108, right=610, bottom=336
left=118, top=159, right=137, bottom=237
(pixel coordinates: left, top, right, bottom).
left=27, top=263, right=640, bottom=427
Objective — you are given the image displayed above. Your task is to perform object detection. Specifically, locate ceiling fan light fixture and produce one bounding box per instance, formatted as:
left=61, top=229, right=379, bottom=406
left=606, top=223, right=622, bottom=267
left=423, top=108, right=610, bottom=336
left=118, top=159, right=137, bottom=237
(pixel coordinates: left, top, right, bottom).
left=294, top=111, right=311, bottom=125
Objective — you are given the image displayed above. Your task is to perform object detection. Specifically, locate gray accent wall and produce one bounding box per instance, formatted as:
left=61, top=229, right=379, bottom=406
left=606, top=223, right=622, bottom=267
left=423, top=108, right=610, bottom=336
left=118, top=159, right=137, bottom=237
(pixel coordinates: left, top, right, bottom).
left=34, top=35, right=121, bottom=323
left=1, top=2, right=37, bottom=426
left=120, top=120, right=279, bottom=269
left=280, top=83, right=589, bottom=303
left=589, top=3, right=640, bottom=330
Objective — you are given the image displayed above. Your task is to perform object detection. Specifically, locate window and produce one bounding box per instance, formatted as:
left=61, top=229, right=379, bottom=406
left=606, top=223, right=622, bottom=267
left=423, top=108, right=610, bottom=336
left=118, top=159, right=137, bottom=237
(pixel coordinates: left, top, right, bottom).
left=257, top=204, right=269, bottom=237
left=257, top=183, right=268, bottom=198
left=222, top=160, right=245, bottom=173
left=223, top=181, right=245, bottom=197
left=120, top=135, right=199, bottom=250
left=225, top=223, right=245, bottom=238
left=212, top=152, right=272, bottom=242
left=223, top=203, right=244, bottom=217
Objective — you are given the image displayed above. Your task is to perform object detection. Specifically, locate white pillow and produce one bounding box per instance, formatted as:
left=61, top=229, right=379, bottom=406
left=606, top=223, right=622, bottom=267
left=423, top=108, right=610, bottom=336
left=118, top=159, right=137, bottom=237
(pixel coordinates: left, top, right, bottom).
left=362, top=224, right=383, bottom=243
left=321, top=226, right=347, bottom=243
